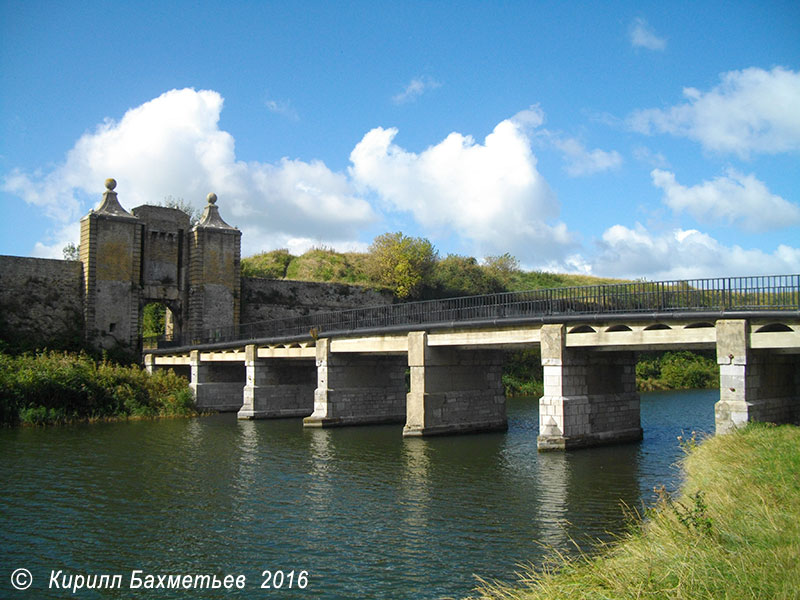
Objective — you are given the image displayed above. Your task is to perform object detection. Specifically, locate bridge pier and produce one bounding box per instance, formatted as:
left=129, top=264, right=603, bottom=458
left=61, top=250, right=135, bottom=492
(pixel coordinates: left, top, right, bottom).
left=537, top=324, right=642, bottom=450
left=237, top=345, right=316, bottom=419
left=189, top=350, right=245, bottom=412
left=403, top=332, right=507, bottom=436
left=303, top=338, right=407, bottom=428
left=715, top=320, right=800, bottom=433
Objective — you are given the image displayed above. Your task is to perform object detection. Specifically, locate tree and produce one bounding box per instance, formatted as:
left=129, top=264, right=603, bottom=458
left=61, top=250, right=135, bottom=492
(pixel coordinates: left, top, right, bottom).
left=483, top=253, right=520, bottom=287
left=62, top=242, right=80, bottom=261
left=432, top=254, right=504, bottom=297
left=161, top=195, right=201, bottom=225
left=366, top=232, right=438, bottom=299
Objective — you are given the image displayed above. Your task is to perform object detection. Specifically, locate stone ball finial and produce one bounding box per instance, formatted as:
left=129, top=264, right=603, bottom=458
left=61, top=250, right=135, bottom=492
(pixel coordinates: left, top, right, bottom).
left=105, top=178, right=117, bottom=191
left=207, top=192, right=217, bottom=205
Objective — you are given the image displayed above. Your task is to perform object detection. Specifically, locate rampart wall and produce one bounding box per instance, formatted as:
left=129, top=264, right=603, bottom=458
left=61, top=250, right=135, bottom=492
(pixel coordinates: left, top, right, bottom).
left=240, top=278, right=393, bottom=323
left=0, top=255, right=85, bottom=350
left=0, top=253, right=392, bottom=350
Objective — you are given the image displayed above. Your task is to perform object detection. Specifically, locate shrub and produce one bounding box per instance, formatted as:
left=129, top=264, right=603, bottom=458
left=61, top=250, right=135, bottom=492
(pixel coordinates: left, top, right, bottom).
left=366, top=232, right=438, bottom=299
left=0, top=351, right=196, bottom=426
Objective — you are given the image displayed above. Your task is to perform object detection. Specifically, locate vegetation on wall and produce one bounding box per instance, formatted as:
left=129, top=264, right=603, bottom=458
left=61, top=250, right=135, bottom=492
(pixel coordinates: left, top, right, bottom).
left=0, top=351, right=196, bottom=426
left=240, top=231, right=624, bottom=300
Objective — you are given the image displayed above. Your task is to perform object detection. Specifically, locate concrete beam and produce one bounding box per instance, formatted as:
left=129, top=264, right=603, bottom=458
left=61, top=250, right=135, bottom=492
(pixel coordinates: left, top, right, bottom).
left=329, top=334, right=408, bottom=354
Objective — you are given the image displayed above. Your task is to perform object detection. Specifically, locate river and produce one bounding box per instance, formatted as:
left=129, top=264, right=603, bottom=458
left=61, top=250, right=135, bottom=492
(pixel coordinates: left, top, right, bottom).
left=1, top=389, right=716, bottom=599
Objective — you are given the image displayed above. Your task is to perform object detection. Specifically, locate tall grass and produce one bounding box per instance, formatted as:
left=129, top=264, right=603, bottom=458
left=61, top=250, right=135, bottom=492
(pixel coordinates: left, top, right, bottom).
left=470, top=423, right=800, bottom=600
left=0, top=351, right=196, bottom=425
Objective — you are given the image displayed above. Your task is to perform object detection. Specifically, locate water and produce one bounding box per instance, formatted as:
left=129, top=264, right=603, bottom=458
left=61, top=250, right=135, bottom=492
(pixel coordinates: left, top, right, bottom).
left=1, top=390, right=717, bottom=599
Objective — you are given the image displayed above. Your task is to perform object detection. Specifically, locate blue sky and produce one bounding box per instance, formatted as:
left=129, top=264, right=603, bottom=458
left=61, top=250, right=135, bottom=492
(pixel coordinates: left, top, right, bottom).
left=2, top=0, right=799, bottom=279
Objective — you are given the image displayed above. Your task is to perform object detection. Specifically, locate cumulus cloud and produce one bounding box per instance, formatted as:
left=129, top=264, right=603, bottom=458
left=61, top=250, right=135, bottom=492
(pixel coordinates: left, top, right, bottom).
left=629, top=17, right=666, bottom=51
left=551, top=137, right=623, bottom=176
left=629, top=66, right=800, bottom=157
left=590, top=223, right=800, bottom=280
left=349, top=116, right=576, bottom=264
left=392, top=76, right=441, bottom=104
left=2, top=88, right=375, bottom=257
left=652, top=168, right=800, bottom=232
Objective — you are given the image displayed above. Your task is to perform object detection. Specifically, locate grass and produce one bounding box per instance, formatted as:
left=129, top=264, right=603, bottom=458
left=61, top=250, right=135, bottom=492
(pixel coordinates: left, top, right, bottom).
left=469, top=423, right=800, bottom=600
left=241, top=246, right=626, bottom=295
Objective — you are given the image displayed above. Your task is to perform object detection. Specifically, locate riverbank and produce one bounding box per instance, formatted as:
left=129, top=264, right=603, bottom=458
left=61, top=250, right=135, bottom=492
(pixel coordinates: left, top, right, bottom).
left=502, top=349, right=718, bottom=397
left=0, top=351, right=196, bottom=425
left=470, top=423, right=800, bottom=600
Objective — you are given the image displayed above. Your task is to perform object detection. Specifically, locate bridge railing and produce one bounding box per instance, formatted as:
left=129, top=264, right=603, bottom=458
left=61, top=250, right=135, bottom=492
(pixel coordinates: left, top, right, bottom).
left=153, top=274, right=799, bottom=348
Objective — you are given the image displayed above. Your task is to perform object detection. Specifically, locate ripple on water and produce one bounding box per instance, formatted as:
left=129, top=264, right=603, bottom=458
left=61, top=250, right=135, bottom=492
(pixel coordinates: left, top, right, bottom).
left=0, top=390, right=717, bottom=599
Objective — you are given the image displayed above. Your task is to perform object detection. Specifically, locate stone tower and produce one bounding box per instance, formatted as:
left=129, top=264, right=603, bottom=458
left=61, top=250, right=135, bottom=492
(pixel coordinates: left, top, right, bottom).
left=80, top=179, right=142, bottom=349
left=80, top=179, right=241, bottom=350
left=187, top=193, right=242, bottom=341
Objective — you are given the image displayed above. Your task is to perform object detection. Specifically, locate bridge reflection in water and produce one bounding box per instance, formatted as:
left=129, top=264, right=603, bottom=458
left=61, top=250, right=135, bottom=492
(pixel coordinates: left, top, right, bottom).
left=145, top=275, right=800, bottom=450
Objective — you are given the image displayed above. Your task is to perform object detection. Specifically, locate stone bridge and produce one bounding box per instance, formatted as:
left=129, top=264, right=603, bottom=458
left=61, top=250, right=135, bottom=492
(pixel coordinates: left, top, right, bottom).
left=145, top=276, right=800, bottom=450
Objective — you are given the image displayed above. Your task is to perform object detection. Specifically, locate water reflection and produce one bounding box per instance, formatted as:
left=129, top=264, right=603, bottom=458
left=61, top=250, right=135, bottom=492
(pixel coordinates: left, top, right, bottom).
left=399, top=438, right=432, bottom=543
left=0, top=390, right=718, bottom=600
left=535, top=452, right=571, bottom=550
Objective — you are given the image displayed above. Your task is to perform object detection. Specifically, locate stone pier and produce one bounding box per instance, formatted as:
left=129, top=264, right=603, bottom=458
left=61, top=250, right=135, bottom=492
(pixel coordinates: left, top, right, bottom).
left=237, top=345, right=316, bottom=419
left=303, top=338, right=407, bottom=427
left=537, top=324, right=642, bottom=450
left=715, top=319, right=800, bottom=433
left=189, top=350, right=245, bottom=412
left=403, top=331, right=507, bottom=436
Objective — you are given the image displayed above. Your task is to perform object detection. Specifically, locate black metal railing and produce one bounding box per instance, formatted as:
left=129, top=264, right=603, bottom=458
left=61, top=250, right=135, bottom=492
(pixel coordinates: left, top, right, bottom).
left=148, top=274, right=800, bottom=349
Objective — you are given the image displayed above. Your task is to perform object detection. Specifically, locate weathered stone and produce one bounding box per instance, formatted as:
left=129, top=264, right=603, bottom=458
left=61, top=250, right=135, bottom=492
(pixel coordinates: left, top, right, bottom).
left=404, top=331, right=507, bottom=436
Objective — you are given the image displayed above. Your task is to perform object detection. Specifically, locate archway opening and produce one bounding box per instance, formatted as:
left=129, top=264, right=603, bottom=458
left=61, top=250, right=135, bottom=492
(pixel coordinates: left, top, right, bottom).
left=141, top=301, right=180, bottom=349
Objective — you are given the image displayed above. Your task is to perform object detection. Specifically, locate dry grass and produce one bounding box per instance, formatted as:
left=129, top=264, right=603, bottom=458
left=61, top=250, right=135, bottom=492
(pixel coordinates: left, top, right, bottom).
left=469, top=424, right=800, bottom=600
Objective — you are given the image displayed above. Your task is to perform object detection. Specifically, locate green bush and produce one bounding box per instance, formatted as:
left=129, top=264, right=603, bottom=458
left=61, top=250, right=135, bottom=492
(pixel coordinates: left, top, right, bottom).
left=636, top=351, right=718, bottom=391
left=502, top=349, right=544, bottom=397
left=430, top=254, right=504, bottom=298
left=242, top=249, right=293, bottom=279
left=366, top=232, right=438, bottom=299
left=0, top=351, right=196, bottom=426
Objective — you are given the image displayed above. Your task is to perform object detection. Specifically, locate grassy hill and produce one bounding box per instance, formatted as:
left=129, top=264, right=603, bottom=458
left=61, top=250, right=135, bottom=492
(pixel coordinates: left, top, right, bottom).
left=242, top=245, right=627, bottom=299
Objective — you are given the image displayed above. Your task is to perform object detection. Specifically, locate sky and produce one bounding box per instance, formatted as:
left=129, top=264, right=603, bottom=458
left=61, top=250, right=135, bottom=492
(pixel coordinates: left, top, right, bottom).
left=1, top=0, right=799, bottom=280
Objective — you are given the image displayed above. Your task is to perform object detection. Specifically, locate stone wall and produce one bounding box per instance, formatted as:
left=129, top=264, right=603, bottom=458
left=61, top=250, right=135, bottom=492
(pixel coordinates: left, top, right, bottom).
left=240, top=278, right=393, bottom=323
left=0, top=256, right=396, bottom=351
left=0, top=255, right=85, bottom=350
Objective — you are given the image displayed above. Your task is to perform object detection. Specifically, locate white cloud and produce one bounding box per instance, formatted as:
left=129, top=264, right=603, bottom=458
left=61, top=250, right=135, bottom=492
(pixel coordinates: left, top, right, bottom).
left=633, top=145, right=669, bottom=168
left=590, top=223, right=800, bottom=279
left=349, top=116, right=577, bottom=265
left=265, top=96, right=299, bottom=120
left=652, top=168, right=800, bottom=232
left=629, top=67, right=800, bottom=157
left=2, top=88, right=375, bottom=256
left=30, top=222, right=82, bottom=259
left=629, top=17, right=666, bottom=51
left=392, top=76, right=441, bottom=104
left=552, top=137, right=623, bottom=176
